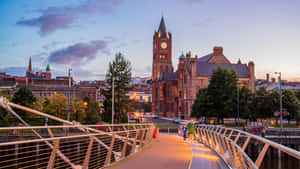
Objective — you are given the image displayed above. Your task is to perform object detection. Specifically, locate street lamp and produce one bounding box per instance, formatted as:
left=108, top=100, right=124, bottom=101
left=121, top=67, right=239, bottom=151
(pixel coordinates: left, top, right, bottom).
left=275, top=72, right=283, bottom=136
left=237, top=81, right=241, bottom=126
left=112, top=76, right=115, bottom=126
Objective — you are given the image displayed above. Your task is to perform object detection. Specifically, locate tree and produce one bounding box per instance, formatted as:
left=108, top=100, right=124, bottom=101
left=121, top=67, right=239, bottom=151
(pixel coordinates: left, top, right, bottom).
left=12, top=86, right=36, bottom=119
left=251, top=86, right=274, bottom=120
left=0, top=91, right=14, bottom=126
left=281, top=90, right=300, bottom=124
left=191, top=88, right=209, bottom=121
left=71, top=99, right=86, bottom=122
left=238, top=86, right=253, bottom=120
left=206, top=66, right=239, bottom=123
left=45, top=93, right=68, bottom=119
left=85, top=100, right=101, bottom=124
left=103, top=53, right=132, bottom=123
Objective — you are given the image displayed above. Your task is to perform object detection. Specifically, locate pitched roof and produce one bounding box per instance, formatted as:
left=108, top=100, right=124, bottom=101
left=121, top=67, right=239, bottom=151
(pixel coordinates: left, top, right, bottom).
left=197, top=53, right=213, bottom=62
left=196, top=62, right=249, bottom=78
left=159, top=72, right=178, bottom=81
left=158, top=16, right=167, bottom=33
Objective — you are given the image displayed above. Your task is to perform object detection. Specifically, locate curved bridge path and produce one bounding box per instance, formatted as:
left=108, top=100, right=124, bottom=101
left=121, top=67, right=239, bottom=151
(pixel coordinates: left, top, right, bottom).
left=107, top=134, right=229, bottom=169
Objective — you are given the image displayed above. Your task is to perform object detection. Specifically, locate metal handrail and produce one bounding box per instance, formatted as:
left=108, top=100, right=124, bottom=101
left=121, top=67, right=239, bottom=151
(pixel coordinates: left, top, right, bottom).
left=0, top=125, right=156, bottom=169
left=0, top=97, right=157, bottom=169
left=0, top=124, right=153, bottom=130
left=195, top=124, right=300, bottom=169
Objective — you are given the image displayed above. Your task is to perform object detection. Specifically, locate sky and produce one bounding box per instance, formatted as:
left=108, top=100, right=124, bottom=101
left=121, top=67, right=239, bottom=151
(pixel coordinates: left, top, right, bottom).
left=0, top=0, right=300, bottom=81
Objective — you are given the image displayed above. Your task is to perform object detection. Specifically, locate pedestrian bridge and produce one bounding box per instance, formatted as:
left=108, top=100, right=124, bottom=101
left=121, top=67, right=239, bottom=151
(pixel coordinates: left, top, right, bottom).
left=0, top=97, right=299, bottom=169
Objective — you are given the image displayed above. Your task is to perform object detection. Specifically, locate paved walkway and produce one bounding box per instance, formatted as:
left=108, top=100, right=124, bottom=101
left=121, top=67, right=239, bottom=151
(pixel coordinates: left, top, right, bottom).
left=108, top=134, right=229, bottom=169
left=108, top=134, right=192, bottom=169
left=189, top=142, right=230, bottom=169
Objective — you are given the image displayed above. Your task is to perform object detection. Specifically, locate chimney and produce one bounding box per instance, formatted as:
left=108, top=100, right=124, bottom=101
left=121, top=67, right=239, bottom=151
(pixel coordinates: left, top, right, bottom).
left=213, top=46, right=223, bottom=56
left=266, top=73, right=270, bottom=82
left=271, top=78, right=276, bottom=83
left=186, top=51, right=191, bottom=58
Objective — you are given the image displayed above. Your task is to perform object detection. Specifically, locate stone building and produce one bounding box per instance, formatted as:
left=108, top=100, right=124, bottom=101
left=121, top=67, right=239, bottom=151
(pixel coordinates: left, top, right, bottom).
left=152, top=17, right=255, bottom=119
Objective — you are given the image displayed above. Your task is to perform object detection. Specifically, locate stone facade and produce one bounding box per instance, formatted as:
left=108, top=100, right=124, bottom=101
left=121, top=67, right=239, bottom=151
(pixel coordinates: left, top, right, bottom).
left=152, top=18, right=256, bottom=119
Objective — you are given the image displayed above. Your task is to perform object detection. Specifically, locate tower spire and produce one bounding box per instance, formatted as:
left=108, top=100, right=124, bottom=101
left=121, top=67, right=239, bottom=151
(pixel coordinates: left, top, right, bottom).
left=28, top=56, right=33, bottom=73
left=158, top=16, right=167, bottom=33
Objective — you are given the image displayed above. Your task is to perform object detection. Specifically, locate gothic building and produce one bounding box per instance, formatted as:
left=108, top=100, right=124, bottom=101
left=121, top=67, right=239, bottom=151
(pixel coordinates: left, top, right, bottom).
left=152, top=17, right=255, bottom=119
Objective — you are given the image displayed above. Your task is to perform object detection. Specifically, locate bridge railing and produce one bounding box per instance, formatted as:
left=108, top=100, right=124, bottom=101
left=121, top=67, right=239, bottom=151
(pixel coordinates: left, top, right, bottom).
left=0, top=124, right=156, bottom=169
left=194, top=125, right=300, bottom=169
left=0, top=124, right=153, bottom=142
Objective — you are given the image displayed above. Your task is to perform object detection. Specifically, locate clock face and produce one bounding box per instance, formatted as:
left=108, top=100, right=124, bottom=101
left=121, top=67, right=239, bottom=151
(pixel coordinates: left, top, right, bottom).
left=161, top=42, right=167, bottom=49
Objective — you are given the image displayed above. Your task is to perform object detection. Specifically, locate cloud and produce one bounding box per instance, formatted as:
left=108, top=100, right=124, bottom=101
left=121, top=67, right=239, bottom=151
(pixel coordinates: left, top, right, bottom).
left=48, top=40, right=110, bottom=65
left=0, top=67, right=26, bottom=76
left=42, top=41, right=61, bottom=50
left=16, top=0, right=123, bottom=36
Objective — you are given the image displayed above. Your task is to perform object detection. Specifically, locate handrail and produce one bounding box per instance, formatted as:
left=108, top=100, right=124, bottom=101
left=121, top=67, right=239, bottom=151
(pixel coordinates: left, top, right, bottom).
left=216, top=126, right=300, bottom=159
left=0, top=124, right=152, bottom=130
left=0, top=124, right=156, bottom=168
left=0, top=96, right=157, bottom=169
left=194, top=124, right=300, bottom=169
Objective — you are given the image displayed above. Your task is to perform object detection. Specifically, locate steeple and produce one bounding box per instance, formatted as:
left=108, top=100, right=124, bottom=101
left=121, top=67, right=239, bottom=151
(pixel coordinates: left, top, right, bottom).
left=46, top=64, right=50, bottom=72
left=158, top=16, right=167, bottom=33
left=237, top=58, right=242, bottom=64
left=28, top=56, right=33, bottom=73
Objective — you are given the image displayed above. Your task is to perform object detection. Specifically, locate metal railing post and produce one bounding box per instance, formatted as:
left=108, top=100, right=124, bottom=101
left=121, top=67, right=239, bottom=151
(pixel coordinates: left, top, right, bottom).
left=105, top=133, right=116, bottom=166
left=242, top=136, right=251, bottom=151
left=131, top=130, right=139, bottom=154
left=140, top=129, right=146, bottom=148
left=255, top=143, right=270, bottom=168
left=47, top=140, right=60, bottom=169
left=121, top=131, right=130, bottom=158
left=82, top=135, right=95, bottom=169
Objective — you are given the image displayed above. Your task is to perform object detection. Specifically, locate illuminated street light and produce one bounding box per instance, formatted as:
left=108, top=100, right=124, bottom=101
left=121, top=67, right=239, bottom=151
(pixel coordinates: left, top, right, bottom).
left=275, top=72, right=283, bottom=136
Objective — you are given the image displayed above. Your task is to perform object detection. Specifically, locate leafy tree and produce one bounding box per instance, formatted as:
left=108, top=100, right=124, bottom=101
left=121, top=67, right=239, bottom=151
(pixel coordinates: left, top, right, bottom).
left=191, top=88, right=209, bottom=121
left=251, top=86, right=273, bottom=120
left=85, top=100, right=101, bottom=124
left=45, top=93, right=68, bottom=119
left=71, top=99, right=86, bottom=122
left=207, top=66, right=238, bottom=123
left=103, top=53, right=132, bottom=123
left=281, top=90, right=300, bottom=123
left=0, top=91, right=14, bottom=126
left=12, top=86, right=37, bottom=119
left=238, top=86, right=253, bottom=120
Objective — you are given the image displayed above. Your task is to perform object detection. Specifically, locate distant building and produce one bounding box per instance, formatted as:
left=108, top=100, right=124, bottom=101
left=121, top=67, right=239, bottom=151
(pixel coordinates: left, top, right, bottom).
left=127, top=83, right=152, bottom=103
left=256, top=74, right=300, bottom=91
left=152, top=17, right=256, bottom=119
left=79, top=81, right=106, bottom=103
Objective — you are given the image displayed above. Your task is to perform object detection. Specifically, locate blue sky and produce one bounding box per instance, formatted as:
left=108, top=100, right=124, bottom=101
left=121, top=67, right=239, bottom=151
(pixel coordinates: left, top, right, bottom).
left=0, top=0, right=300, bottom=81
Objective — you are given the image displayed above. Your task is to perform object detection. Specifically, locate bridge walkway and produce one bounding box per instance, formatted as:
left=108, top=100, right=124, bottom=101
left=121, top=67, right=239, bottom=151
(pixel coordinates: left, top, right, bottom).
left=107, top=134, right=228, bottom=169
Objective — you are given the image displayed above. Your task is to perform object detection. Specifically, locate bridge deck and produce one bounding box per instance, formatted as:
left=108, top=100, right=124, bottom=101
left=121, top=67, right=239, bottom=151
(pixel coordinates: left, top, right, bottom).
left=189, top=142, right=229, bottom=169
left=107, top=134, right=229, bottom=169
left=107, top=134, right=192, bottom=169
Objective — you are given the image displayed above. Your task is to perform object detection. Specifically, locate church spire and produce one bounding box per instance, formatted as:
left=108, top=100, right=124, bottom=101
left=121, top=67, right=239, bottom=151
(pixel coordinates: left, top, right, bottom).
left=28, top=56, right=33, bottom=73
left=158, top=16, right=167, bottom=33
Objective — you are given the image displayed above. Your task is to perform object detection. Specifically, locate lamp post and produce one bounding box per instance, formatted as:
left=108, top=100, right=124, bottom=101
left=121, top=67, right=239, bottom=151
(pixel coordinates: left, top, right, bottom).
left=237, top=81, right=241, bottom=126
left=67, top=68, right=72, bottom=122
left=112, top=76, right=115, bottom=126
left=275, top=72, right=283, bottom=136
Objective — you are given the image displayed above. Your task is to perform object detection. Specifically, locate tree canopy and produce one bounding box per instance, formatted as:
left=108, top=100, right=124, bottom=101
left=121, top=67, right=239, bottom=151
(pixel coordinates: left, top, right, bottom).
left=191, top=66, right=300, bottom=124
left=103, top=53, right=132, bottom=123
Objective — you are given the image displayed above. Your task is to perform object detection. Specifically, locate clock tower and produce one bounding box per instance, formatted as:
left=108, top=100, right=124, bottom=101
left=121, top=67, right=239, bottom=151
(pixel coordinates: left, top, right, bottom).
left=152, top=16, right=173, bottom=80
left=152, top=16, right=173, bottom=115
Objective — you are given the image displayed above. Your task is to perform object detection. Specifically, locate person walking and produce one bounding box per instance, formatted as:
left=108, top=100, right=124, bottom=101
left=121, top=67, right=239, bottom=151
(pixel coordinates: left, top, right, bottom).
left=182, top=124, right=187, bottom=141
left=187, top=120, right=195, bottom=143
